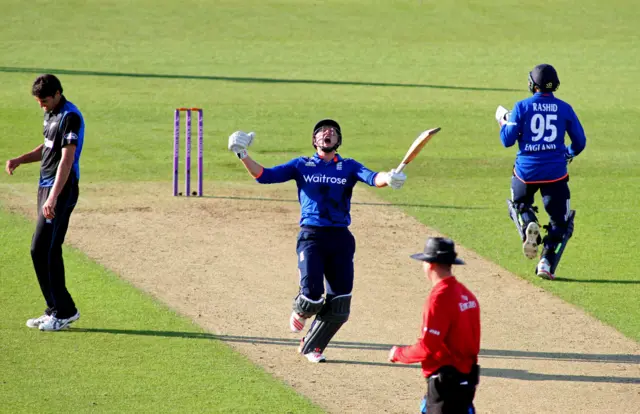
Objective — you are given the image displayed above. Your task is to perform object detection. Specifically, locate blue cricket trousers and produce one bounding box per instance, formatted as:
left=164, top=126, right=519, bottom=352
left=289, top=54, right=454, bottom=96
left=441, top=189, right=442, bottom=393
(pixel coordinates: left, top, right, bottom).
left=296, top=226, right=355, bottom=300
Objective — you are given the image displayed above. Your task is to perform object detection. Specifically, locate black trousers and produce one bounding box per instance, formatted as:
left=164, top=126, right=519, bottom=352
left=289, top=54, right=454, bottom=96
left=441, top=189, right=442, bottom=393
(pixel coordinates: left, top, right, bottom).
left=424, top=365, right=479, bottom=414
left=31, top=179, right=79, bottom=319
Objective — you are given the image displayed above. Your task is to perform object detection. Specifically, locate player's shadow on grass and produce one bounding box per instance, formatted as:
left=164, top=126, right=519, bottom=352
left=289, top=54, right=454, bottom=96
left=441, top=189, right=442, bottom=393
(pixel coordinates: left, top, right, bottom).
left=69, top=329, right=640, bottom=384
left=553, top=277, right=640, bottom=284
left=71, top=328, right=639, bottom=366
left=326, top=360, right=640, bottom=384
left=198, top=195, right=488, bottom=210
left=0, top=66, right=520, bottom=92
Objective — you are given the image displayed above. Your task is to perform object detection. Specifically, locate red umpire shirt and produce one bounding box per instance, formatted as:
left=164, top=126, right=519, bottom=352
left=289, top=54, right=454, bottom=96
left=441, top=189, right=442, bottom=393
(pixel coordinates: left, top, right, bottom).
left=393, top=276, right=480, bottom=377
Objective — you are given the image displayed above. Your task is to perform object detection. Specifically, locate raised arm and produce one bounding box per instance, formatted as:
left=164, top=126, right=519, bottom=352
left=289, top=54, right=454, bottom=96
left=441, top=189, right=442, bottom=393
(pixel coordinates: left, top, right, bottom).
left=353, top=160, right=406, bottom=189
left=240, top=154, right=265, bottom=178
left=228, top=131, right=263, bottom=177
left=228, top=131, right=297, bottom=183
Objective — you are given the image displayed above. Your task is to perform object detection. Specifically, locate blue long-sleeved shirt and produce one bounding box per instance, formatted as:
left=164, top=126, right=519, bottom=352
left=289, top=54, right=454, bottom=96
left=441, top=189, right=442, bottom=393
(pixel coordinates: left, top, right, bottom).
left=500, top=92, right=586, bottom=183
left=256, top=153, right=378, bottom=227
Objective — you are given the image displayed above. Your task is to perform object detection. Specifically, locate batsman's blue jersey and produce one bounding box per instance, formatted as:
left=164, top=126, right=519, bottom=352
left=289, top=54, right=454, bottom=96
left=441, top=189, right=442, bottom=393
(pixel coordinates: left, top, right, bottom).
left=500, top=92, right=586, bottom=183
left=256, top=153, right=378, bottom=227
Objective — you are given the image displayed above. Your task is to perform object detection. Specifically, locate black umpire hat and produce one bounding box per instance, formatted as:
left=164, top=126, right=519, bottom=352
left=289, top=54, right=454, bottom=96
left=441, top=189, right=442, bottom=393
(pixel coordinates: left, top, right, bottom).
left=410, top=237, right=465, bottom=265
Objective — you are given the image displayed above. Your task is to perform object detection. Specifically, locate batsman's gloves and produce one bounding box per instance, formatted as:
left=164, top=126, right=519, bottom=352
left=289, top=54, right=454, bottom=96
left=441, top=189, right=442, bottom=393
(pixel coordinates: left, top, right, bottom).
left=565, top=151, right=574, bottom=164
left=228, top=131, right=255, bottom=159
left=386, top=169, right=407, bottom=190
left=495, top=105, right=511, bottom=127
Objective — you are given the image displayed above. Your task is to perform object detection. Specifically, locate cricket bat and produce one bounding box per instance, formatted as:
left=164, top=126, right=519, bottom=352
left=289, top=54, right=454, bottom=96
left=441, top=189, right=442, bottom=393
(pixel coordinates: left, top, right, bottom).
left=395, top=127, right=441, bottom=173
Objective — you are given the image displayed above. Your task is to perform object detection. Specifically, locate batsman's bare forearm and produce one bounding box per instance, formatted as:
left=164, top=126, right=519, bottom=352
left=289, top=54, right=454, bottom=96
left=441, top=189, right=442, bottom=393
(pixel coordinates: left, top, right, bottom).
left=240, top=154, right=265, bottom=178
left=375, top=172, right=389, bottom=188
left=49, top=146, right=75, bottom=199
left=18, top=144, right=45, bottom=164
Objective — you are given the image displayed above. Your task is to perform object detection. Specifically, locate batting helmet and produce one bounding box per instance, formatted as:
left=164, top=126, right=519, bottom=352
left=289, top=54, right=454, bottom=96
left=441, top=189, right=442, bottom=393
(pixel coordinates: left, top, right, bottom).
left=528, top=64, right=560, bottom=93
left=312, top=118, right=342, bottom=152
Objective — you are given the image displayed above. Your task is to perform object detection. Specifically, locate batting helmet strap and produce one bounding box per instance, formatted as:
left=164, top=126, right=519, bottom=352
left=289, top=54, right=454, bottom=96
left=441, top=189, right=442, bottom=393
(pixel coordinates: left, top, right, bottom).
left=528, top=64, right=560, bottom=93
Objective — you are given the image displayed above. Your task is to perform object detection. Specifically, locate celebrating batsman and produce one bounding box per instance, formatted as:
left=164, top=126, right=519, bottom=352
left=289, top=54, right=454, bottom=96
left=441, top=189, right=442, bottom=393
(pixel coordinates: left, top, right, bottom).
left=496, top=64, right=587, bottom=279
left=228, top=119, right=407, bottom=363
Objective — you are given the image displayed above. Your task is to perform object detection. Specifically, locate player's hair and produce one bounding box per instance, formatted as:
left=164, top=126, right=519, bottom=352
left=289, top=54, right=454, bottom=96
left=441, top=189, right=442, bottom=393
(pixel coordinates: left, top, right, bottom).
left=32, top=74, right=63, bottom=98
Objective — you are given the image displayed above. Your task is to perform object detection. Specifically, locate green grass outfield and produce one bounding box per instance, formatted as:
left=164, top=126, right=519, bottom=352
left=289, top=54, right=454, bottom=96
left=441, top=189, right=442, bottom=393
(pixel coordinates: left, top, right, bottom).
left=1, top=0, right=638, bottom=410
left=0, top=208, right=323, bottom=413
left=0, top=209, right=322, bottom=413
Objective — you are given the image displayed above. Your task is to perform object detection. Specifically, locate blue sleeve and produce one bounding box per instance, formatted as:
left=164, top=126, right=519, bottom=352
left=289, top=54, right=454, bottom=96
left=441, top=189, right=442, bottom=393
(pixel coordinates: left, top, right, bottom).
left=256, top=158, right=298, bottom=184
left=352, top=160, right=378, bottom=187
left=566, top=106, right=586, bottom=157
left=499, top=102, right=522, bottom=148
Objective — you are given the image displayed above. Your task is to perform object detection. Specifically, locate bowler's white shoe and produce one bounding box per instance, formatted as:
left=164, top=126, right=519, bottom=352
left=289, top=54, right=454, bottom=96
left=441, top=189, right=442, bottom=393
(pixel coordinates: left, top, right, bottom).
left=26, top=313, right=52, bottom=329
left=289, top=311, right=307, bottom=333
left=523, top=222, right=540, bottom=259
left=304, top=348, right=327, bottom=363
left=536, top=258, right=555, bottom=280
left=39, top=312, right=80, bottom=331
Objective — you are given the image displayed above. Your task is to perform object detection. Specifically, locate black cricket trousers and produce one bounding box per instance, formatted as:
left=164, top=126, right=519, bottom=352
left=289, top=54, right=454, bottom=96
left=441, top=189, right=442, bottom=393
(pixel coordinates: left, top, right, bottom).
left=31, top=177, right=79, bottom=319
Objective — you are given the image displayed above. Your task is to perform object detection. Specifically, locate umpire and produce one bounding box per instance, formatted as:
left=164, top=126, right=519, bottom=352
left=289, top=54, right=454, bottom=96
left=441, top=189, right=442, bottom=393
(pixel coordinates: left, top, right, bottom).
left=4, top=74, right=85, bottom=331
left=388, top=237, right=481, bottom=414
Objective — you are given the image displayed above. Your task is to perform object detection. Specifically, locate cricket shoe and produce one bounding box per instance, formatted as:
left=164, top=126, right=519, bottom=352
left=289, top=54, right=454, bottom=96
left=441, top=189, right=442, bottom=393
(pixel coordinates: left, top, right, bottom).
left=39, top=312, right=80, bottom=331
left=298, top=338, right=327, bottom=363
left=26, top=313, right=52, bottom=329
left=289, top=311, right=307, bottom=333
left=536, top=258, right=555, bottom=280
left=522, top=222, right=541, bottom=259
left=304, top=349, right=327, bottom=363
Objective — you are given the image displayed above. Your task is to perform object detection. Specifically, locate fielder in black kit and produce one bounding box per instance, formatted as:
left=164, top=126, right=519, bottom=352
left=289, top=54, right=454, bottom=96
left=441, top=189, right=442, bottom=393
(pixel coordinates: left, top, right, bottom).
left=5, top=74, right=86, bottom=331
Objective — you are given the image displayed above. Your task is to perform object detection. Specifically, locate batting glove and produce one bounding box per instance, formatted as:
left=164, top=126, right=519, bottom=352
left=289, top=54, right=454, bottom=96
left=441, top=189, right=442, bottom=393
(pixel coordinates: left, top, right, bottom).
left=565, top=151, right=574, bottom=164
left=386, top=169, right=407, bottom=190
left=495, top=105, right=511, bottom=127
left=228, top=131, right=255, bottom=159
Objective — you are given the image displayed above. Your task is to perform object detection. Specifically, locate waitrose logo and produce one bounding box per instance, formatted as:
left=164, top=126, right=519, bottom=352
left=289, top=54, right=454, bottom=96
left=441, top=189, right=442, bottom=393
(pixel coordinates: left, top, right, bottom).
left=303, top=174, right=347, bottom=185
